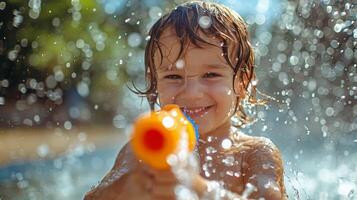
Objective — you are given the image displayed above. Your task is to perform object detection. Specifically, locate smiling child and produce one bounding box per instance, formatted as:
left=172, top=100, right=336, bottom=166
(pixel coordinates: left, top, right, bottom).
left=84, top=1, right=287, bottom=199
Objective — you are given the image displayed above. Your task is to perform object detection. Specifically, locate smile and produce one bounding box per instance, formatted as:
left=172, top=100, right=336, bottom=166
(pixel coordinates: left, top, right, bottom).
left=181, top=105, right=213, bottom=117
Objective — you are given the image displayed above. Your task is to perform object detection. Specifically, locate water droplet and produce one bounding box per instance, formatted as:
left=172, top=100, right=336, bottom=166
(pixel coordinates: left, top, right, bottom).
left=167, top=154, right=178, bottom=166
left=28, top=0, right=41, bottom=17
left=255, top=14, right=266, bottom=25
left=234, top=172, right=241, bottom=177
left=204, top=170, right=210, bottom=177
left=1, top=79, right=9, bottom=87
left=113, top=114, right=127, bottom=128
left=52, top=17, right=60, bottom=27
left=334, top=23, right=343, bottom=33
left=128, top=32, right=142, bottom=47
left=78, top=132, right=87, bottom=142
left=77, top=82, right=89, bottom=97
left=0, top=96, right=4, bottom=105
left=206, top=156, right=212, bottom=161
left=221, top=138, right=232, bottom=149
left=76, top=39, right=85, bottom=48
left=162, top=116, right=175, bottom=128
left=34, top=115, right=40, bottom=122
left=13, top=10, right=23, bottom=27
left=222, top=155, right=235, bottom=166
left=262, top=125, right=268, bottom=132
left=64, top=121, right=72, bottom=130
left=337, top=181, right=355, bottom=196
left=46, top=75, right=57, bottom=89
left=241, top=183, right=257, bottom=199
left=175, top=59, right=185, bottom=69
left=37, top=144, right=50, bottom=157
left=0, top=2, right=6, bottom=10
left=18, top=83, right=27, bottom=94
left=251, top=80, right=258, bottom=86
left=149, top=6, right=162, bottom=20
left=262, top=163, right=272, bottom=169
left=226, top=170, right=234, bottom=176
left=206, top=146, right=217, bottom=154
left=8, top=49, right=18, bottom=61
left=325, top=107, right=335, bottom=117
left=23, top=118, right=33, bottom=126
left=198, top=16, right=212, bottom=29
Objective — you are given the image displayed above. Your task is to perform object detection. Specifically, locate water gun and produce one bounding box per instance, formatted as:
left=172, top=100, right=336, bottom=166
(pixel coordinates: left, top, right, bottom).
left=130, top=104, right=199, bottom=170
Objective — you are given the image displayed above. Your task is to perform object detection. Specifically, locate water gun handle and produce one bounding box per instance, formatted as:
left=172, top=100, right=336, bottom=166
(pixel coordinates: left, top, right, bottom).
left=130, top=104, right=198, bottom=169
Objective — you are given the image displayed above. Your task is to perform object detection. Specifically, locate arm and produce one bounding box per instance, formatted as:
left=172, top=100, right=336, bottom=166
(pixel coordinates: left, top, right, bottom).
left=243, top=138, right=287, bottom=200
left=83, top=143, right=138, bottom=200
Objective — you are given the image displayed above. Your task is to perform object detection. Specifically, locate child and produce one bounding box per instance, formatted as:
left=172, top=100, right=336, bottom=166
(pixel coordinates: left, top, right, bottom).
left=84, top=1, right=287, bottom=199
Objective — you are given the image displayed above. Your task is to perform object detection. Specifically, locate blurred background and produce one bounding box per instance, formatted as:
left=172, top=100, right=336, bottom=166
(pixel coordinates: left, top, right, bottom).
left=0, top=0, right=356, bottom=199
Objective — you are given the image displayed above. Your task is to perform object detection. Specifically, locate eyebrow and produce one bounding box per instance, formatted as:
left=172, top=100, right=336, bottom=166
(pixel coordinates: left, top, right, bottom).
left=157, top=63, right=230, bottom=72
left=157, top=64, right=173, bottom=72
left=206, top=63, right=230, bottom=69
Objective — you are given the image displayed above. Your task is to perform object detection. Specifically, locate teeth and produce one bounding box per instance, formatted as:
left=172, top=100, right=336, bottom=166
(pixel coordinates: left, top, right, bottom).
left=182, top=106, right=208, bottom=114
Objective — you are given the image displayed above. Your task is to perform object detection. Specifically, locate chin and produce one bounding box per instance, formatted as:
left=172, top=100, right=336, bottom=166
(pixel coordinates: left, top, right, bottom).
left=196, top=126, right=210, bottom=137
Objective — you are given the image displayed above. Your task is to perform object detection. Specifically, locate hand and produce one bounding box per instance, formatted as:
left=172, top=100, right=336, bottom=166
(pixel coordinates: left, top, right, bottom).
left=84, top=144, right=153, bottom=200
left=105, top=161, right=181, bottom=200
left=84, top=149, right=184, bottom=200
left=84, top=143, right=208, bottom=200
left=142, top=165, right=180, bottom=200
left=143, top=164, right=211, bottom=200
left=85, top=160, right=164, bottom=200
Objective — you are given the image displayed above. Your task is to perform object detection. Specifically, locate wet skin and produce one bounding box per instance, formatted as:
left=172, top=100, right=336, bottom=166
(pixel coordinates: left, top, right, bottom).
left=84, top=27, right=287, bottom=200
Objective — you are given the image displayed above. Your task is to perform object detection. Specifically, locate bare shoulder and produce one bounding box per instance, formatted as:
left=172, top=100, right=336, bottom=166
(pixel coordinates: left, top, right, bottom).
left=228, top=132, right=285, bottom=178
left=232, top=133, right=283, bottom=171
left=230, top=132, right=287, bottom=199
left=230, top=132, right=281, bottom=157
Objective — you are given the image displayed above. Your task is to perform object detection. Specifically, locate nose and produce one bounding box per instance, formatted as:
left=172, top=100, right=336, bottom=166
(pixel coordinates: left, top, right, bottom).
left=177, top=77, right=204, bottom=101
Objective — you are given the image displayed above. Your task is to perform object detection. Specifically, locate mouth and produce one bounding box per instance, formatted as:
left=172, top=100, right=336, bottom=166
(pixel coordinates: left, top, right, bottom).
left=180, top=105, right=214, bottom=118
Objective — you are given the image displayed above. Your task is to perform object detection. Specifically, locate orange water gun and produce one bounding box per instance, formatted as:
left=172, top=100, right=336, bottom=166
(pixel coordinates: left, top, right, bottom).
left=130, top=104, right=199, bottom=169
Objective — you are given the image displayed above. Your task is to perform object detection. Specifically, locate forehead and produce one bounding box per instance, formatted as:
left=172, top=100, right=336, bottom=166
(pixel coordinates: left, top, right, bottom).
left=154, top=27, right=229, bottom=70
left=159, top=26, right=222, bottom=46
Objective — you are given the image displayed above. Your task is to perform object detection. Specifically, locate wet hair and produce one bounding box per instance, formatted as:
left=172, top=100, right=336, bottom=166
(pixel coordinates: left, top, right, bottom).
left=131, top=1, right=263, bottom=127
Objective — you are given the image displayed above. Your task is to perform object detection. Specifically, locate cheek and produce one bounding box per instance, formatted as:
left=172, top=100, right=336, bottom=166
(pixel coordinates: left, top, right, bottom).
left=209, top=84, right=236, bottom=102
left=209, top=85, right=237, bottom=113
left=157, top=83, right=179, bottom=105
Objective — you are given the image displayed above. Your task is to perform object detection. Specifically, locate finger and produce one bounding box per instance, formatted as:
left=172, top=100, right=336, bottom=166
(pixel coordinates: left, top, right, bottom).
left=127, top=170, right=154, bottom=193
left=151, top=183, right=177, bottom=198
left=149, top=169, right=178, bottom=184
left=142, top=165, right=178, bottom=183
left=154, top=173, right=178, bottom=184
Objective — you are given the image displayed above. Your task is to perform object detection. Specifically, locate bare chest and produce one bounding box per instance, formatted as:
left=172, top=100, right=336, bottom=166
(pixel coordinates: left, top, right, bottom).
left=199, top=152, right=246, bottom=194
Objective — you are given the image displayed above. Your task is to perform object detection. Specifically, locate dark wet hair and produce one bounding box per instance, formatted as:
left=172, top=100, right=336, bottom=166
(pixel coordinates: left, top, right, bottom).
left=131, top=1, right=263, bottom=127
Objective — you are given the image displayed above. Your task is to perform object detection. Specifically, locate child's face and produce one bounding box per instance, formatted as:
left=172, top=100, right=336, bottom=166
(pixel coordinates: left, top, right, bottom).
left=154, top=28, right=241, bottom=136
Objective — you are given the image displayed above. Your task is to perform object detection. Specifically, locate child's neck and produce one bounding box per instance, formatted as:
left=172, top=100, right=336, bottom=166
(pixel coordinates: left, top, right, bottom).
left=197, top=122, right=233, bottom=154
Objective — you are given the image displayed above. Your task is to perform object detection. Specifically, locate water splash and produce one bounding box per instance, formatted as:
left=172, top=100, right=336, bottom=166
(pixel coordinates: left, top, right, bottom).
left=198, top=16, right=212, bottom=29
left=28, top=0, right=41, bottom=19
left=175, top=59, right=185, bottom=69
left=166, top=129, right=200, bottom=200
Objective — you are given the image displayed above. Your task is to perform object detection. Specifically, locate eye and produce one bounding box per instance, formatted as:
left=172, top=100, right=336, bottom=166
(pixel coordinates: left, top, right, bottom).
left=164, top=74, right=182, bottom=79
left=203, top=72, right=221, bottom=78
